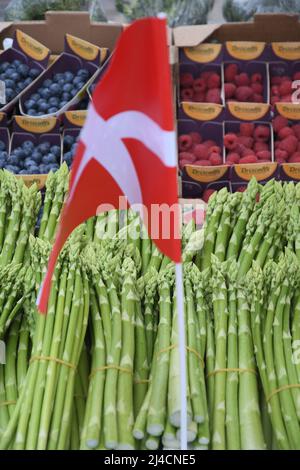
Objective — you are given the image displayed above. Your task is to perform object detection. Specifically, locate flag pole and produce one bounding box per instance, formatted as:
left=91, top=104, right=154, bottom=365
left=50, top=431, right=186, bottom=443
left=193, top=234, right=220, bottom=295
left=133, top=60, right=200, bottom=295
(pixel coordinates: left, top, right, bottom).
left=175, top=262, right=188, bottom=450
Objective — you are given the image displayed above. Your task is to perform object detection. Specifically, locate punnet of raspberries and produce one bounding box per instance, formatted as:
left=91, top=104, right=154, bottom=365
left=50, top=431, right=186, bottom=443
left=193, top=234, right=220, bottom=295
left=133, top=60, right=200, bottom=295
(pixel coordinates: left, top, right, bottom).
left=224, top=123, right=271, bottom=165
left=224, top=63, right=264, bottom=103
left=273, top=115, right=300, bottom=163
left=180, top=70, right=222, bottom=104
left=178, top=131, right=223, bottom=168
left=270, top=71, right=300, bottom=105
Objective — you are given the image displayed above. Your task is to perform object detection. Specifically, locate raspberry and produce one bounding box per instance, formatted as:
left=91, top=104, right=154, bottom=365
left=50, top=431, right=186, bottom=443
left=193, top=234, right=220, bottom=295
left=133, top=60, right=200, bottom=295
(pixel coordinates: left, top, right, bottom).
left=240, top=123, right=255, bottom=137
left=279, top=135, right=298, bottom=155
left=275, top=149, right=288, bottom=161
left=251, top=73, right=262, bottom=83
left=235, top=73, right=250, bottom=87
left=207, top=73, right=221, bottom=89
left=227, top=152, right=240, bottom=164
left=194, top=159, right=212, bottom=166
left=236, top=186, right=247, bottom=192
left=225, top=63, right=239, bottom=82
left=256, top=150, right=271, bottom=160
left=224, top=133, right=238, bottom=150
left=194, top=92, right=206, bottom=102
left=281, top=94, right=292, bottom=102
left=241, top=147, right=255, bottom=157
left=297, top=142, right=300, bottom=151
left=271, top=76, right=283, bottom=85
left=180, top=88, right=194, bottom=101
left=202, top=188, right=216, bottom=203
left=201, top=71, right=213, bottom=81
left=251, top=83, right=263, bottom=94
left=292, top=124, right=300, bottom=139
left=239, top=155, right=258, bottom=164
left=275, top=141, right=281, bottom=149
left=253, top=94, right=264, bottom=103
left=189, top=132, right=202, bottom=144
left=254, top=125, right=270, bottom=142
left=224, top=83, right=236, bottom=99
left=203, top=140, right=217, bottom=148
left=278, top=126, right=294, bottom=140
left=179, top=159, right=190, bottom=170
left=178, top=134, right=193, bottom=151
left=179, top=151, right=196, bottom=162
left=235, top=86, right=254, bottom=102
left=237, top=136, right=254, bottom=148
left=193, top=78, right=206, bottom=93
left=289, top=152, right=300, bottom=163
left=193, top=144, right=209, bottom=160
left=206, top=88, right=221, bottom=104
left=271, top=85, right=280, bottom=97
left=209, top=153, right=223, bottom=165
left=273, top=115, right=289, bottom=133
left=279, top=80, right=293, bottom=96
left=254, top=142, right=269, bottom=152
left=208, top=145, right=222, bottom=155
left=293, top=71, right=300, bottom=81
left=180, top=73, right=194, bottom=88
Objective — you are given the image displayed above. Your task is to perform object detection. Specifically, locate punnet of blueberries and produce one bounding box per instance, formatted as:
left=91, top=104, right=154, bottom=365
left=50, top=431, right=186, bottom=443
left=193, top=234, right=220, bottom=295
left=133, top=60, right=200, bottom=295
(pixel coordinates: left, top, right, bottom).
left=63, top=134, right=79, bottom=168
left=0, top=139, right=61, bottom=174
left=0, top=59, right=40, bottom=105
left=24, top=68, right=91, bottom=116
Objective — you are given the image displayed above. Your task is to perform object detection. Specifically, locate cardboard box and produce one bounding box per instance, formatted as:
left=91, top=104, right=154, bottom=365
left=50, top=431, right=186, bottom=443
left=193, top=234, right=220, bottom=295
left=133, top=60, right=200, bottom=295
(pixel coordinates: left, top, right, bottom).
left=0, top=12, right=123, bottom=55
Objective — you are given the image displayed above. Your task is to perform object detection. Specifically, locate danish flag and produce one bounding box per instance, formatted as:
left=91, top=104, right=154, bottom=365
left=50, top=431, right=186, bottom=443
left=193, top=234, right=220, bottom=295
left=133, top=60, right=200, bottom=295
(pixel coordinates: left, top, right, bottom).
left=38, top=17, right=181, bottom=313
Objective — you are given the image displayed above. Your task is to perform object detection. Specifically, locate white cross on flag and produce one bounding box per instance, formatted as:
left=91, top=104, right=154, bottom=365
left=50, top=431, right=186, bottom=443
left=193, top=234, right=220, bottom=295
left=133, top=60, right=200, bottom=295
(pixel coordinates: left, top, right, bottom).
left=38, top=17, right=181, bottom=313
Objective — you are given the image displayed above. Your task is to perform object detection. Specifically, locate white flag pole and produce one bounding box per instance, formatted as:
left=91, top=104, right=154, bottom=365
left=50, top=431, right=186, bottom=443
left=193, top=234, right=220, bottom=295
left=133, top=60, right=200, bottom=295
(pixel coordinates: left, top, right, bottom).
left=175, top=262, right=188, bottom=450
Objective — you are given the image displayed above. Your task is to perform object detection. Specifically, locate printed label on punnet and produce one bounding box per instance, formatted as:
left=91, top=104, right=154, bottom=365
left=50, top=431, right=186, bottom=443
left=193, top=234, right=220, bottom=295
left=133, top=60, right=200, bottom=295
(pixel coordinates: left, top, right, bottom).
left=0, top=340, right=5, bottom=364
left=0, top=81, right=6, bottom=105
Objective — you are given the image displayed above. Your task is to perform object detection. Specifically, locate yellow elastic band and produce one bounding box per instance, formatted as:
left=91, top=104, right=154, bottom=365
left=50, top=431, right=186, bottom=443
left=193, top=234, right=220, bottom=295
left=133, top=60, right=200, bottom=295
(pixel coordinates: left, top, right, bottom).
left=134, top=378, right=151, bottom=385
left=267, top=384, right=300, bottom=402
left=89, top=364, right=133, bottom=380
left=30, top=355, right=76, bottom=370
left=0, top=400, right=16, bottom=407
left=207, top=367, right=257, bottom=378
left=157, top=344, right=204, bottom=368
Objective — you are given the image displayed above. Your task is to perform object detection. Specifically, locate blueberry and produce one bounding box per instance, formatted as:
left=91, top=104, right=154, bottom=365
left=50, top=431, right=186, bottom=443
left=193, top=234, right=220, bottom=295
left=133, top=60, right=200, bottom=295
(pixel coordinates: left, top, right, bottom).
left=43, top=79, right=52, bottom=88
left=5, top=165, right=18, bottom=173
left=29, top=68, right=40, bottom=79
left=62, top=92, right=71, bottom=102
left=54, top=73, right=64, bottom=83
left=0, top=160, right=6, bottom=169
left=31, top=150, right=42, bottom=163
left=23, top=140, right=35, bottom=151
left=12, top=59, right=21, bottom=67
left=48, top=107, right=58, bottom=114
left=11, top=71, right=20, bottom=81
left=47, top=163, right=59, bottom=172
left=5, top=68, right=15, bottom=78
left=9, top=155, right=20, bottom=166
left=43, top=154, right=57, bottom=165
left=37, top=112, right=45, bottom=116
left=58, top=79, right=65, bottom=87
left=25, top=99, right=37, bottom=110
left=39, top=164, right=48, bottom=173
left=63, top=83, right=73, bottom=93
left=28, top=165, right=39, bottom=174
left=5, top=88, right=14, bottom=101
left=0, top=141, right=6, bottom=151
left=24, top=77, right=32, bottom=87
left=38, top=102, right=49, bottom=113
left=59, top=101, right=68, bottom=109
left=49, top=96, right=59, bottom=107
left=27, top=109, right=37, bottom=116
left=77, top=68, right=89, bottom=80
left=5, top=79, right=14, bottom=88
left=50, top=145, right=61, bottom=158
left=18, top=64, right=29, bottom=77
left=49, top=83, right=60, bottom=95
left=40, top=88, right=51, bottom=100
left=64, top=71, right=74, bottom=82
left=19, top=169, right=28, bottom=175
left=14, top=148, right=26, bottom=159
left=38, top=142, right=51, bottom=154
left=64, top=135, right=75, bottom=149
left=36, top=88, right=44, bottom=96
left=24, top=158, right=36, bottom=168
left=31, top=93, right=41, bottom=102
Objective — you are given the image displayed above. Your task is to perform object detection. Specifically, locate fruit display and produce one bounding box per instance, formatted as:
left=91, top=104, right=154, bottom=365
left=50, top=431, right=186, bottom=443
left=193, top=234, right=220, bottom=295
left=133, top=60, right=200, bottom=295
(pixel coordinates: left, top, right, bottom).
left=178, top=131, right=223, bottom=168
left=0, top=60, right=40, bottom=104
left=270, top=71, right=300, bottom=105
left=23, top=69, right=91, bottom=117
left=273, top=114, right=300, bottom=163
